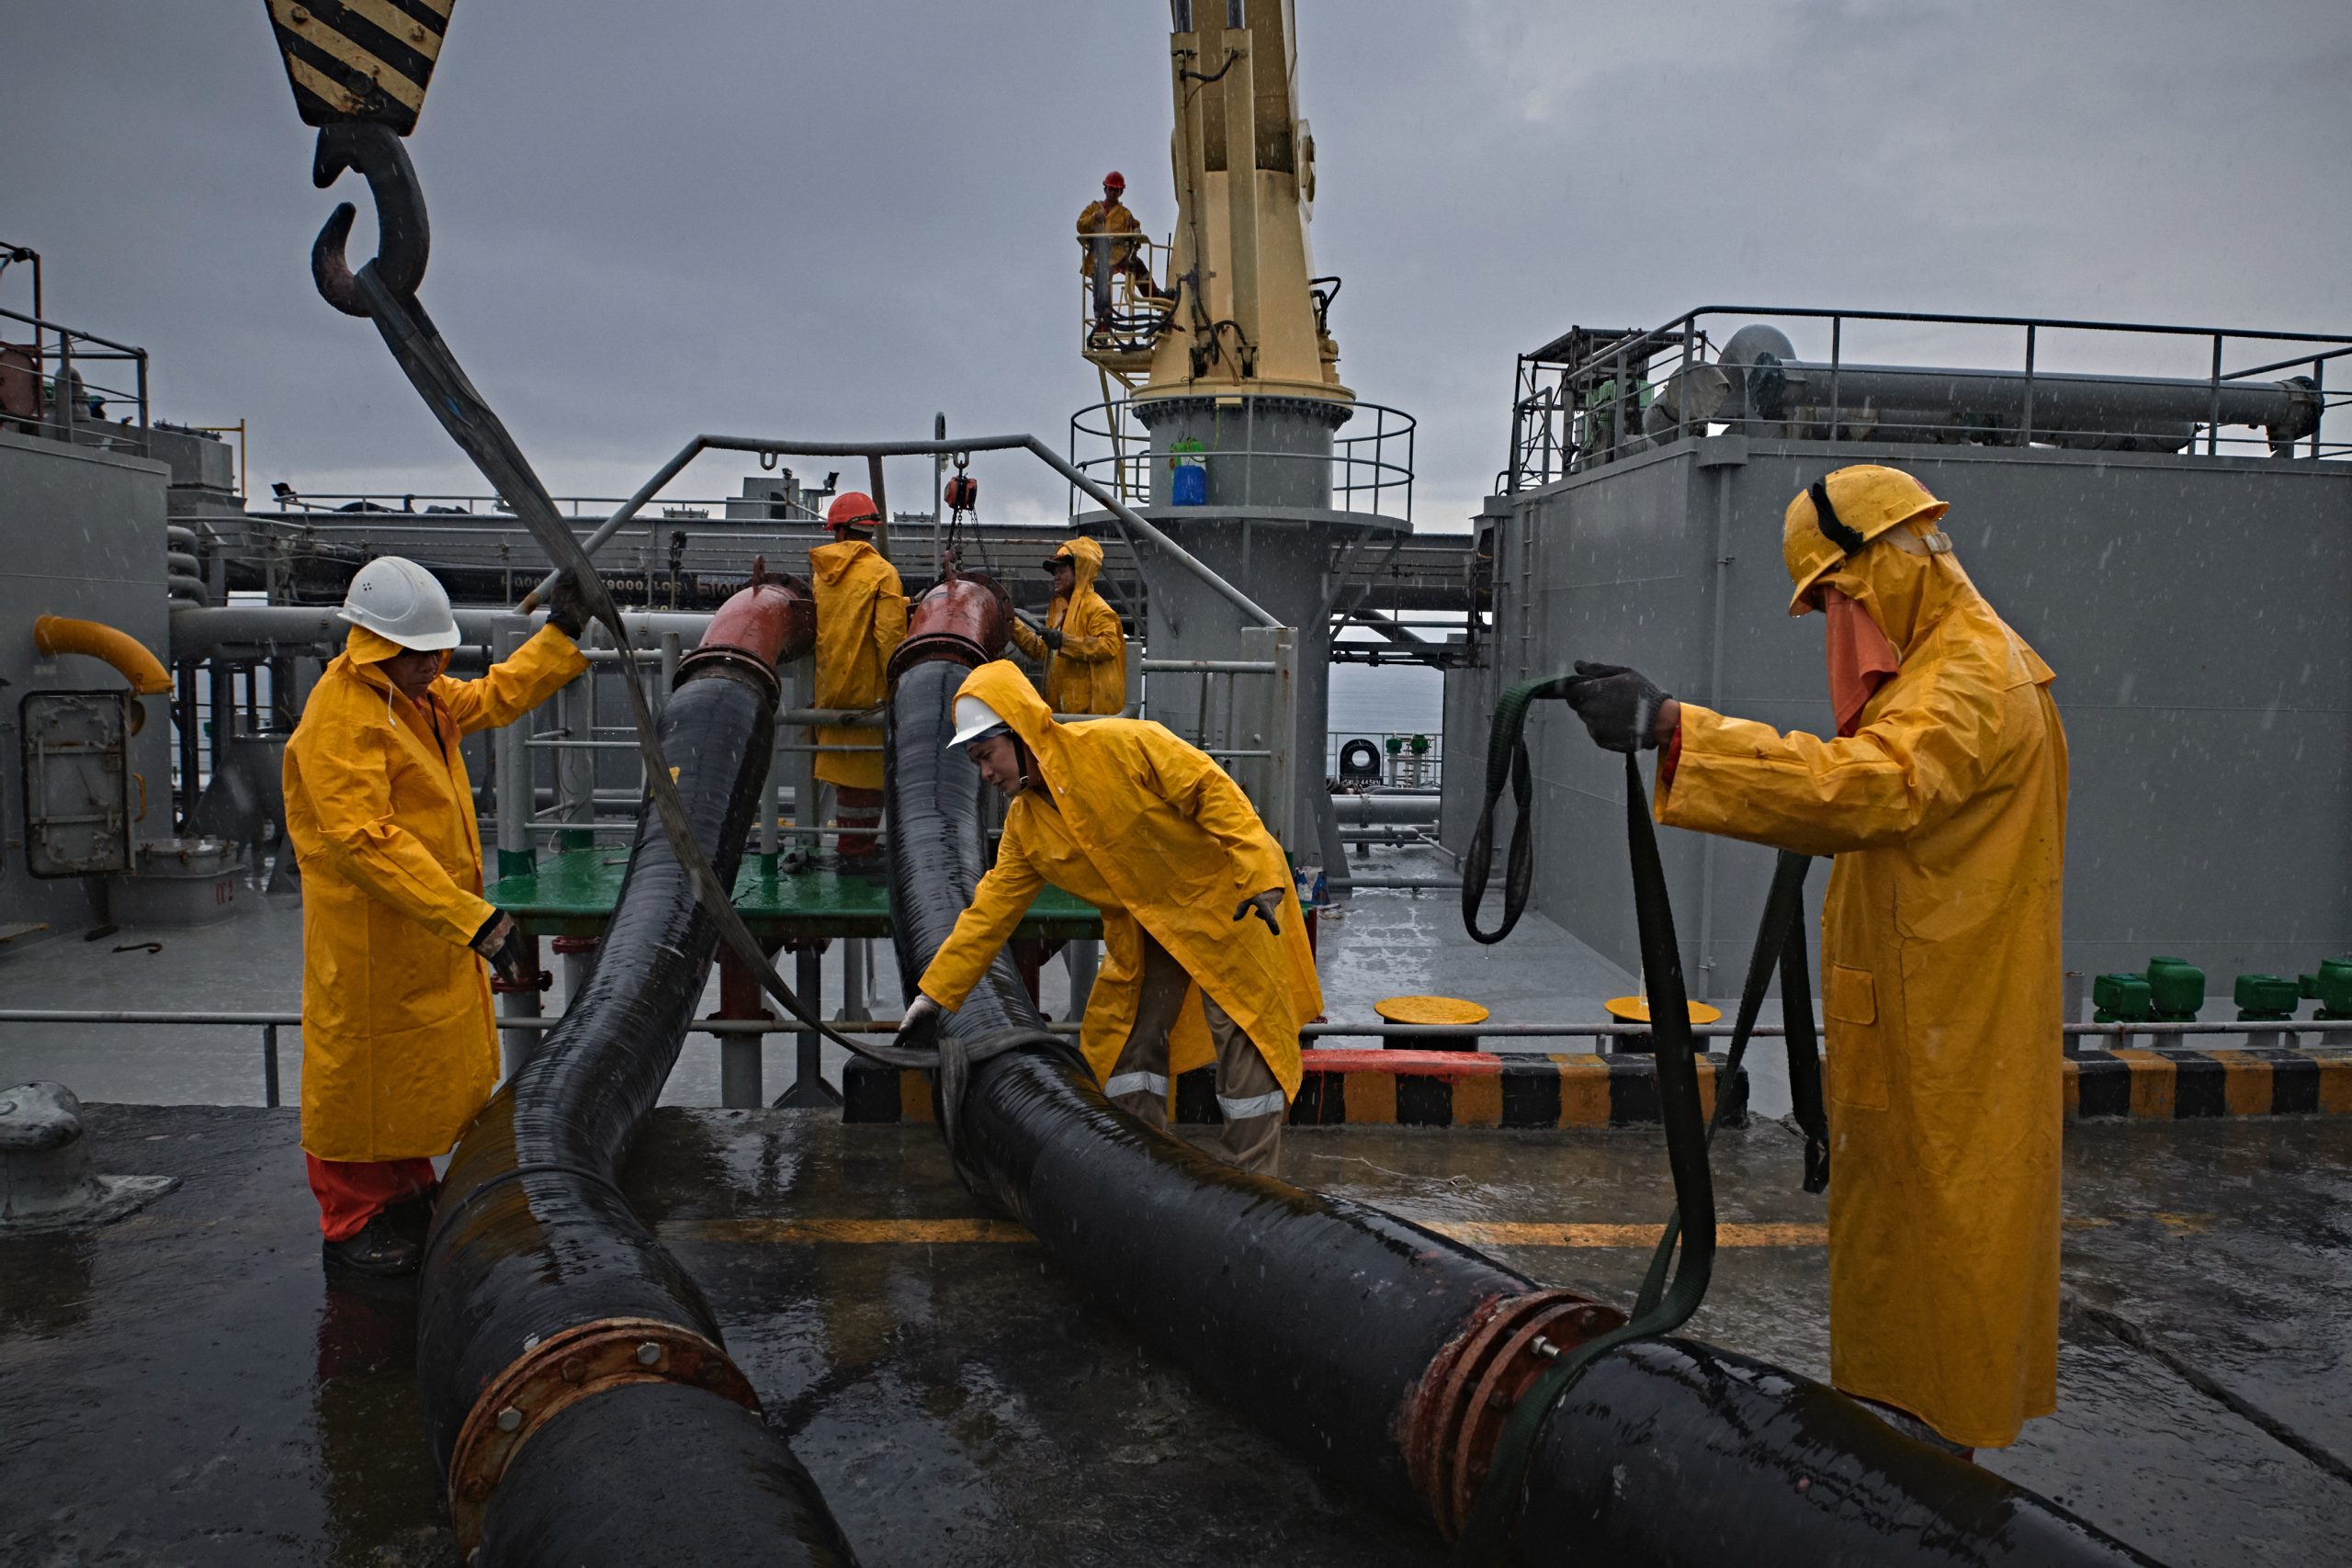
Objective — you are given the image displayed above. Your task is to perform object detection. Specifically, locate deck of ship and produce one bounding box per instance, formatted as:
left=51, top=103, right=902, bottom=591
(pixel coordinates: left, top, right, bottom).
left=5, top=1100, right=2351, bottom=1566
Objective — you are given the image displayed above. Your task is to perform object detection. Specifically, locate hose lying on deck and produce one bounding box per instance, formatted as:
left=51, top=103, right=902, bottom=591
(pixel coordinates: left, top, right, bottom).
left=883, top=616, right=2165, bottom=1566
left=417, top=579, right=856, bottom=1568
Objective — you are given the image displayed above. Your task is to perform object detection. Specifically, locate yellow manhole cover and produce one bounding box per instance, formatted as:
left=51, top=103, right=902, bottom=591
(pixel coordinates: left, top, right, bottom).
left=1374, top=995, right=1491, bottom=1027
left=1603, top=996, right=1724, bottom=1025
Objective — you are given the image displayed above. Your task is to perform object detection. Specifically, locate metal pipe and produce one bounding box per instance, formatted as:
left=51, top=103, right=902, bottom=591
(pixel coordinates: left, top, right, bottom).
left=168, top=604, right=718, bottom=660
left=538, top=433, right=1281, bottom=631
left=881, top=651, right=2168, bottom=1564
left=1760, top=359, right=2318, bottom=445
left=413, top=581, right=854, bottom=1565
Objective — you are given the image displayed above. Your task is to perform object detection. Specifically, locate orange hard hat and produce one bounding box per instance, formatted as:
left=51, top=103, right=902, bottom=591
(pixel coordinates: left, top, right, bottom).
left=826, top=491, right=883, bottom=530
left=1102, top=170, right=1125, bottom=191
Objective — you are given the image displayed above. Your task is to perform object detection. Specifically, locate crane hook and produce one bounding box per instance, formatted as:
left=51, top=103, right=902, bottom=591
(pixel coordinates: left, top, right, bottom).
left=309, top=120, right=430, bottom=319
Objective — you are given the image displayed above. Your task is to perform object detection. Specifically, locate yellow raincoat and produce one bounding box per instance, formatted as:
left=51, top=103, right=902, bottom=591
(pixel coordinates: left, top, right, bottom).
left=1076, top=197, right=1144, bottom=273
left=284, top=623, right=584, bottom=1162
left=809, top=538, right=908, bottom=791
left=1656, top=518, right=2066, bottom=1449
left=1009, top=536, right=1127, bottom=716
left=917, top=660, right=1319, bottom=1099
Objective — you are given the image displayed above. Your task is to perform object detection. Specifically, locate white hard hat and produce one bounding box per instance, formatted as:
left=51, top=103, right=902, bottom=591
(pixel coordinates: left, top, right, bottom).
left=338, top=556, right=459, bottom=650
left=949, top=694, right=1011, bottom=750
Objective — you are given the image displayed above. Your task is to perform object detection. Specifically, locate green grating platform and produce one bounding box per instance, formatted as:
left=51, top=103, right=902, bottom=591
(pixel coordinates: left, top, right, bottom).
left=484, top=848, right=1106, bottom=942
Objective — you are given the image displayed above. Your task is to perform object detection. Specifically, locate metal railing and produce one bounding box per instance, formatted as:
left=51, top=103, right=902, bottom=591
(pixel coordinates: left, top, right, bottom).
left=10, top=1006, right=2343, bottom=1110
left=0, top=303, right=151, bottom=454
left=1505, top=306, right=2352, bottom=491
left=1078, top=233, right=1175, bottom=365
left=1069, top=396, right=1415, bottom=520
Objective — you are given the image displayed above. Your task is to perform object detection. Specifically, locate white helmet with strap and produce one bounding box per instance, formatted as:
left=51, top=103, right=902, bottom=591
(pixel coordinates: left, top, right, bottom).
left=339, top=556, right=459, bottom=650
left=949, top=694, right=1011, bottom=750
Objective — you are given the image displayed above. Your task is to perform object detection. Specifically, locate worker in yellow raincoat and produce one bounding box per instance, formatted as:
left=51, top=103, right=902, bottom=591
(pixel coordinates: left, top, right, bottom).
left=1561, top=463, right=2066, bottom=1454
left=809, top=491, right=908, bottom=874
left=902, top=660, right=1320, bottom=1171
left=1078, top=170, right=1156, bottom=337
left=1009, top=536, right=1126, bottom=716
left=284, top=556, right=587, bottom=1275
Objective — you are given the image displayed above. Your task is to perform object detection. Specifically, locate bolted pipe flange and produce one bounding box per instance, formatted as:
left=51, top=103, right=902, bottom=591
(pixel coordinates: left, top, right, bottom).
left=1399, top=1286, right=1625, bottom=1540
left=0, top=1081, right=179, bottom=1235
left=446, top=1315, right=759, bottom=1556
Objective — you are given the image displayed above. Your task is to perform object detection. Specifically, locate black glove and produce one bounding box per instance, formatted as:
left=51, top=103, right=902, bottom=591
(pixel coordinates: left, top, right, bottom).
left=546, top=569, right=591, bottom=639
left=1234, top=888, right=1284, bottom=936
left=470, top=909, right=532, bottom=985
left=1040, top=626, right=1065, bottom=653
left=1563, top=660, right=1671, bottom=753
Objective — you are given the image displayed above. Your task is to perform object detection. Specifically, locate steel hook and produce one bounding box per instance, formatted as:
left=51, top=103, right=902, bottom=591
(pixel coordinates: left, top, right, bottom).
left=308, top=121, right=429, bottom=319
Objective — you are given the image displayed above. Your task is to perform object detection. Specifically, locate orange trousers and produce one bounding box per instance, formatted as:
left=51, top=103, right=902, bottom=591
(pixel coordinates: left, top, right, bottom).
left=305, top=1154, right=436, bottom=1241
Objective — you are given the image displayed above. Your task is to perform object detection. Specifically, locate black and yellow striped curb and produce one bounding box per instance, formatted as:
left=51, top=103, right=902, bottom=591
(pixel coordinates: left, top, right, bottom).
left=842, top=1052, right=1749, bottom=1130
left=2068, top=1046, right=2352, bottom=1119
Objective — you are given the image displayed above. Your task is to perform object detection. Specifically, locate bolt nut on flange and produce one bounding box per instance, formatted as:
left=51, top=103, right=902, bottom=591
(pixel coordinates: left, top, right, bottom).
left=1400, top=1288, right=1625, bottom=1540
left=446, top=1315, right=758, bottom=1556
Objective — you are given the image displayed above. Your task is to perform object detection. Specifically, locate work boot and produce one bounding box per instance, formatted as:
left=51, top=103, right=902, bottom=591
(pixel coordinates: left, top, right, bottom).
left=380, top=1190, right=438, bottom=1248
left=322, top=1214, right=422, bottom=1278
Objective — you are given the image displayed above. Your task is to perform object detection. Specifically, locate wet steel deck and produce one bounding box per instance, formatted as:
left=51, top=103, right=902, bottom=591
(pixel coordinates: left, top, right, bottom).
left=6, top=1102, right=2348, bottom=1566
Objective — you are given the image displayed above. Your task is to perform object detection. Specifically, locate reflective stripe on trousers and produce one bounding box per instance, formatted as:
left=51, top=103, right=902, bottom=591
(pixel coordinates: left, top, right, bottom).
left=1104, top=931, right=1285, bottom=1175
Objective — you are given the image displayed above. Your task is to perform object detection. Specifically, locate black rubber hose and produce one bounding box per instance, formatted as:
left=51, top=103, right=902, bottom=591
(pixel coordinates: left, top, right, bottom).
left=1517, top=1339, right=2165, bottom=1567
left=884, top=657, right=2166, bottom=1566
left=417, top=658, right=856, bottom=1566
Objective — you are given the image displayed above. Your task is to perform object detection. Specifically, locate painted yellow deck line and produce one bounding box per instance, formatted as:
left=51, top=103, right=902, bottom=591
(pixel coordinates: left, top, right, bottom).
left=662, top=1216, right=1830, bottom=1247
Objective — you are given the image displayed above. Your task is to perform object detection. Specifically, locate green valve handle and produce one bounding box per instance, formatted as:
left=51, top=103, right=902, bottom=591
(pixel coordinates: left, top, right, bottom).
left=2092, top=973, right=2154, bottom=1023
left=2234, top=973, right=2300, bottom=1021
left=2301, top=956, right=2352, bottom=1020
left=2143, top=954, right=2205, bottom=1022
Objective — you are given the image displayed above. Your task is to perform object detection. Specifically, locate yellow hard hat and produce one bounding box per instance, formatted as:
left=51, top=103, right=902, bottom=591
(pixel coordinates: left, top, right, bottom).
left=1781, top=464, right=1950, bottom=615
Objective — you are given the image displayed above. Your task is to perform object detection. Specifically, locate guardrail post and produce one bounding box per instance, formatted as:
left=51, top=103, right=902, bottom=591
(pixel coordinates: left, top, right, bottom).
left=493, top=626, right=534, bottom=876
left=262, top=1023, right=280, bottom=1109
left=715, top=944, right=769, bottom=1109
left=2019, top=323, right=2037, bottom=446
left=788, top=654, right=820, bottom=859
left=1238, top=625, right=1299, bottom=853
left=555, top=641, right=594, bottom=850
left=2207, top=333, right=2223, bottom=456
left=775, top=942, right=842, bottom=1108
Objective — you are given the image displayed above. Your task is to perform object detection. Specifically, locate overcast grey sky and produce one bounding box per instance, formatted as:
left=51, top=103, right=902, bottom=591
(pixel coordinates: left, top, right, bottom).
left=6, top=1, right=2347, bottom=529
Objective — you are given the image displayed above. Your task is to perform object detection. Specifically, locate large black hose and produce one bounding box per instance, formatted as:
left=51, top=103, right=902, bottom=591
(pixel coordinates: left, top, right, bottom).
left=884, top=654, right=2164, bottom=1566
left=417, top=643, right=856, bottom=1566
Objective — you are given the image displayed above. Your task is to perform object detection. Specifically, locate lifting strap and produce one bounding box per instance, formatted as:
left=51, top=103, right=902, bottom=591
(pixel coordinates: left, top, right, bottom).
left=1459, top=675, right=1578, bottom=943
left=1451, top=759, right=1833, bottom=1562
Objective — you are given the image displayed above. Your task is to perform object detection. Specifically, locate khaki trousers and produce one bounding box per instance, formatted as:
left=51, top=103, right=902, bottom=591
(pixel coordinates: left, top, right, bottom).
left=1103, top=932, right=1286, bottom=1173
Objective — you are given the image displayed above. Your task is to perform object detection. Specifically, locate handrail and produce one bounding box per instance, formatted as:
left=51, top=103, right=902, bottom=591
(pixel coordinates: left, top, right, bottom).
left=1508, top=304, right=2352, bottom=489
left=12, top=1006, right=2343, bottom=1116
left=541, top=432, right=1282, bottom=629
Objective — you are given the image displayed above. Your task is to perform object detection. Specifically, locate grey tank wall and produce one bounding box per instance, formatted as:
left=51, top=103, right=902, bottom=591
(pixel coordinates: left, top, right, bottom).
left=0, top=431, right=175, bottom=940
left=1443, top=434, right=2350, bottom=993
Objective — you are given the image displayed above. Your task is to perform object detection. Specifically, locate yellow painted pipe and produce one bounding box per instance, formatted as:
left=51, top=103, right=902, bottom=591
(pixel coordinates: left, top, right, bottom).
left=33, top=615, right=173, bottom=695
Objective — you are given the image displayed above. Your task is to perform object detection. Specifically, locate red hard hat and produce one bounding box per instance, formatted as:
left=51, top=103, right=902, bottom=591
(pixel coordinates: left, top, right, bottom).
left=826, top=491, right=883, bottom=529
left=1102, top=170, right=1125, bottom=191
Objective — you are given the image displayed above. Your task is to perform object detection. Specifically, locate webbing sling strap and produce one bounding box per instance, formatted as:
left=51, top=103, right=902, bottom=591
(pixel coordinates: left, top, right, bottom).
left=1450, top=776, right=1836, bottom=1563
left=1632, top=850, right=1828, bottom=1320
left=1460, top=675, right=1578, bottom=944
left=1451, top=752, right=1716, bottom=1564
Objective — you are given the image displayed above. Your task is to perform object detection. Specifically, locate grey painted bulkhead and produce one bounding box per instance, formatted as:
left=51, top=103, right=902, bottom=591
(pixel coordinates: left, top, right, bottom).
left=1442, top=434, right=2351, bottom=995
left=0, top=430, right=175, bottom=939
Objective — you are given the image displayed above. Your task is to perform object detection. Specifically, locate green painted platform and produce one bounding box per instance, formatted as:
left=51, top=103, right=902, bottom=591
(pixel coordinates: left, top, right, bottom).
left=485, top=847, right=1104, bottom=941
